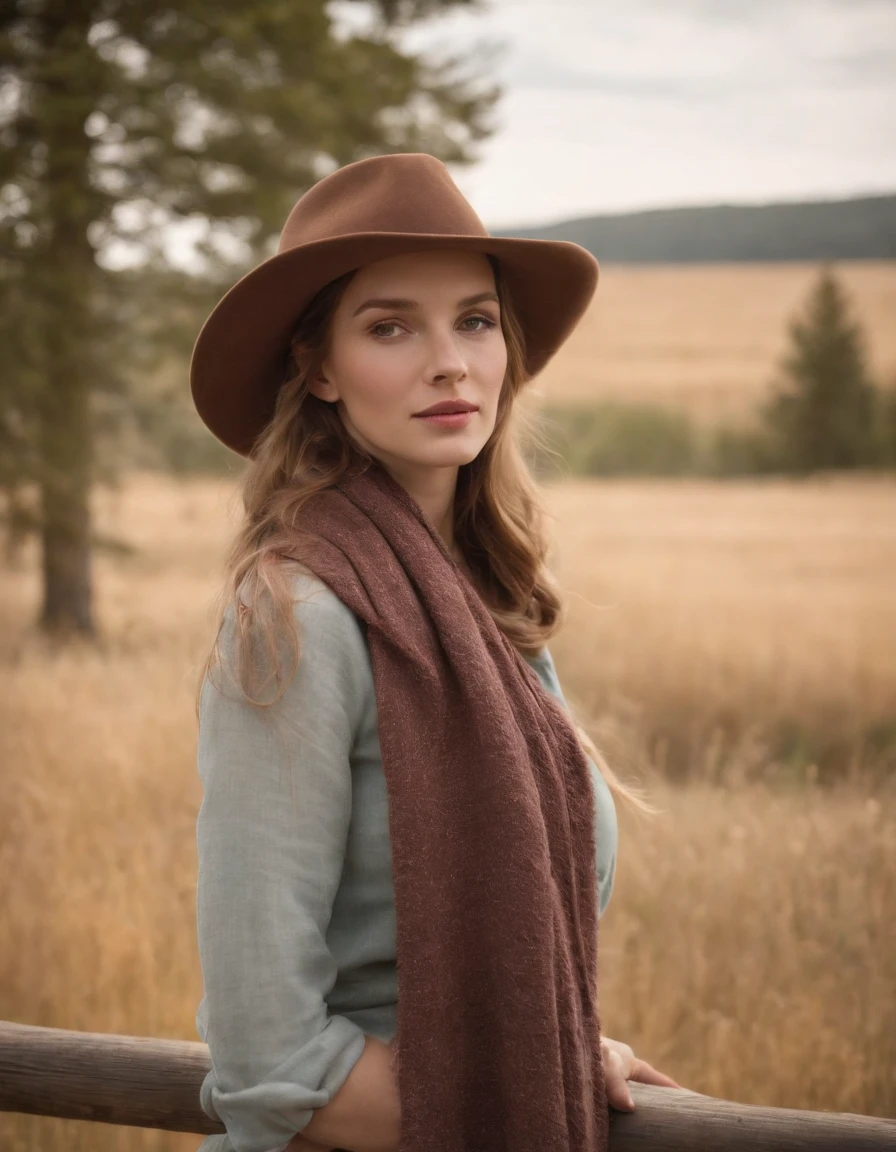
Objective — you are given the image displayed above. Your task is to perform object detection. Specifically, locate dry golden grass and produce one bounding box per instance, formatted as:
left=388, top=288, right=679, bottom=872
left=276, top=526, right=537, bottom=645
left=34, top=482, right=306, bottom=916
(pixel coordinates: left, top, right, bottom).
left=534, top=261, right=896, bottom=424
left=1, top=472, right=894, bottom=1150
left=547, top=474, right=896, bottom=783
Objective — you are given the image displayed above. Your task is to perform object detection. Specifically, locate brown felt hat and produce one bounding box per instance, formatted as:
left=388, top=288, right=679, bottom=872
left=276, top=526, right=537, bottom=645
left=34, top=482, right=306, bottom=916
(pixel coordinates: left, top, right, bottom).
left=189, top=152, right=599, bottom=457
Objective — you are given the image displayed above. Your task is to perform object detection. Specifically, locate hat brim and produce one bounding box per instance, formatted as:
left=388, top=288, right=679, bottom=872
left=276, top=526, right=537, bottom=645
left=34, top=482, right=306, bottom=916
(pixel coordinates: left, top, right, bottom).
left=189, top=232, right=598, bottom=457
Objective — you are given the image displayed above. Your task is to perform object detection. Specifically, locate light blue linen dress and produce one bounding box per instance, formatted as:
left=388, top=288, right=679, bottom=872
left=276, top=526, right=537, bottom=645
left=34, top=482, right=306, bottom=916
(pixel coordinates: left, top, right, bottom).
left=195, top=572, right=618, bottom=1152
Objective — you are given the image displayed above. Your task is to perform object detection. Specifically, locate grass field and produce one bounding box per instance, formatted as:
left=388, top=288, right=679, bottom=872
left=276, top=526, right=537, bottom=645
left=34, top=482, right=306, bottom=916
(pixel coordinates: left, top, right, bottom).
left=533, top=261, right=896, bottom=423
left=1, top=471, right=893, bottom=1149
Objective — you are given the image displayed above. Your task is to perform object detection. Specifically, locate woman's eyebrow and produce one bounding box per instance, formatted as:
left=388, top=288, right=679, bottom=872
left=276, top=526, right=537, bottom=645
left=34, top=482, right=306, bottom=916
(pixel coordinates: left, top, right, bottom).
left=351, top=291, right=499, bottom=318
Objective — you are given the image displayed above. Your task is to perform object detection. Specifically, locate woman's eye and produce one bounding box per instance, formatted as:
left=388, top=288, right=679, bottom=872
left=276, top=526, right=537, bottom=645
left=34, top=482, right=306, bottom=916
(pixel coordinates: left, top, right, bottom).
left=369, top=315, right=496, bottom=338
left=370, top=321, right=402, bottom=338
left=459, top=314, right=497, bottom=332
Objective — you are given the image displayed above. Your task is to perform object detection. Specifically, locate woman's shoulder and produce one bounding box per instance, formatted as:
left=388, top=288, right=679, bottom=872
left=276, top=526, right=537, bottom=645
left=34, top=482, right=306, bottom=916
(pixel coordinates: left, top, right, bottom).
left=229, top=565, right=366, bottom=642
left=201, top=568, right=374, bottom=741
left=284, top=566, right=370, bottom=653
left=213, top=567, right=373, bottom=705
left=286, top=566, right=356, bottom=616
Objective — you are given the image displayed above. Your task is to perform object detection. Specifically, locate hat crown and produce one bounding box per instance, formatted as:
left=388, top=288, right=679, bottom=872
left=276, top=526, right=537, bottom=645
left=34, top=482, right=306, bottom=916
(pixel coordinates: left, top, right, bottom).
left=278, top=153, right=488, bottom=252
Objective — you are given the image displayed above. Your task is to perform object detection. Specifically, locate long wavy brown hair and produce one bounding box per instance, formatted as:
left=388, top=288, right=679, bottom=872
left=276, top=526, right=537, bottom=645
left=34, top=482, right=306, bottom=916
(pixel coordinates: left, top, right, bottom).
left=198, top=255, right=653, bottom=814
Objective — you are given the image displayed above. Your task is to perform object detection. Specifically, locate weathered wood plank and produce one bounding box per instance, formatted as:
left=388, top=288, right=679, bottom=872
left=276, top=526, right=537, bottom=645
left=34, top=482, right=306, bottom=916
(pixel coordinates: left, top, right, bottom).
left=611, top=1084, right=896, bottom=1151
left=0, top=1020, right=223, bottom=1134
left=1, top=1020, right=895, bottom=1149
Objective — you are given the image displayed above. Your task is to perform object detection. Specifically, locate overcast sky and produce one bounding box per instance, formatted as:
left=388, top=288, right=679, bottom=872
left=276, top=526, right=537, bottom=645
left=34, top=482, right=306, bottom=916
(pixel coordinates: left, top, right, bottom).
left=388, top=0, right=896, bottom=227
left=148, top=0, right=895, bottom=269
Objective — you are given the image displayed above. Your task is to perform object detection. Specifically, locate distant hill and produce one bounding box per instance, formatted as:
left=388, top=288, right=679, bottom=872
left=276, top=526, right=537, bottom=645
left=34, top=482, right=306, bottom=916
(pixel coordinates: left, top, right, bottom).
left=491, top=193, right=896, bottom=262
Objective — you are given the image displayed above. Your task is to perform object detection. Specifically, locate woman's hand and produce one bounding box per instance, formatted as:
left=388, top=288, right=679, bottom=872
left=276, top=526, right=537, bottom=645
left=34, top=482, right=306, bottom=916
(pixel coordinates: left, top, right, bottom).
left=601, top=1035, right=682, bottom=1112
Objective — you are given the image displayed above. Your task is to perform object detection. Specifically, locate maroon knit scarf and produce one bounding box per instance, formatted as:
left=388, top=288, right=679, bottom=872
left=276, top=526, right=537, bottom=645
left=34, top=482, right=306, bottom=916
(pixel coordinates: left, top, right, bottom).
left=284, top=456, right=609, bottom=1152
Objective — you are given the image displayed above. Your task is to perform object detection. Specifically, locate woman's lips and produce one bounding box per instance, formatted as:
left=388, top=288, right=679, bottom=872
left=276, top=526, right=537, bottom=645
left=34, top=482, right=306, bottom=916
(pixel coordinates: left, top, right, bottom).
left=413, top=411, right=476, bottom=428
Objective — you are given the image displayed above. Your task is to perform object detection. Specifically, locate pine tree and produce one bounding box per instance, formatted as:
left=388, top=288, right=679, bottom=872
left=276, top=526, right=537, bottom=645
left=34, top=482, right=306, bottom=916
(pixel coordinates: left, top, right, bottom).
left=762, top=265, right=877, bottom=472
left=0, top=0, right=497, bottom=635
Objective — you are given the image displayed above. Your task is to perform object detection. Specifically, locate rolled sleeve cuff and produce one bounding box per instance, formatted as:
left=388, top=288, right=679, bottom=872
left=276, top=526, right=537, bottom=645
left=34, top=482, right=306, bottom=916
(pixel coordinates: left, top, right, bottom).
left=200, top=1015, right=367, bottom=1152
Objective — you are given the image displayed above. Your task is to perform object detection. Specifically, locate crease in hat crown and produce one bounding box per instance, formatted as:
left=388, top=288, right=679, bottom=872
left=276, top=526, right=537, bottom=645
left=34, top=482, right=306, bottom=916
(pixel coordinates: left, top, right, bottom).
left=278, top=153, right=489, bottom=250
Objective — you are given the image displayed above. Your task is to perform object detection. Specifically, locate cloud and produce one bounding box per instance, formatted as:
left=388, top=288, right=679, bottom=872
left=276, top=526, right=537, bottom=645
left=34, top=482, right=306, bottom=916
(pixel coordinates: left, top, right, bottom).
left=819, top=45, right=896, bottom=85
left=641, top=0, right=896, bottom=16
left=503, top=52, right=728, bottom=100
left=405, top=0, right=896, bottom=221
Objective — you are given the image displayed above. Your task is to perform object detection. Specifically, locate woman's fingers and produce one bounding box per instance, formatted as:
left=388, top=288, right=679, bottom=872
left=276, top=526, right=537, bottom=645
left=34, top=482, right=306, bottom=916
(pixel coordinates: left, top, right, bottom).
left=628, top=1057, right=682, bottom=1090
left=602, top=1046, right=636, bottom=1111
left=600, top=1037, right=684, bottom=1112
left=600, top=1037, right=634, bottom=1063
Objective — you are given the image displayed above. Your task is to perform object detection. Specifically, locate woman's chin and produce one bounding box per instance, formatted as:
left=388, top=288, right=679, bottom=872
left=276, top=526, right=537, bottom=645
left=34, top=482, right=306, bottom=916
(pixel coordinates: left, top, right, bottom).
left=389, top=440, right=482, bottom=469
left=421, top=445, right=483, bottom=469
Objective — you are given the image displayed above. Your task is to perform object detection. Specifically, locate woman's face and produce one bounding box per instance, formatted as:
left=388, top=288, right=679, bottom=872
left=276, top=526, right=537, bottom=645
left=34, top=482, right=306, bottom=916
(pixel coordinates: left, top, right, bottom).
left=313, top=249, right=507, bottom=478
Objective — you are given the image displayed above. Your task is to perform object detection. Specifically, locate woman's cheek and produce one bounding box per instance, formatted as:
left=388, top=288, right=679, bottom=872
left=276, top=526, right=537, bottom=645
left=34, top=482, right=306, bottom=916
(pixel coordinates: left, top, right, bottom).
left=481, top=344, right=508, bottom=392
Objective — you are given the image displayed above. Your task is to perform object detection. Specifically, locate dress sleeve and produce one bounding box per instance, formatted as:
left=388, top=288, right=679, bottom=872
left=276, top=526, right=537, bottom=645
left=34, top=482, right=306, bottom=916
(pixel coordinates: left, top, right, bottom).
left=527, top=645, right=619, bottom=918
left=195, top=574, right=371, bottom=1152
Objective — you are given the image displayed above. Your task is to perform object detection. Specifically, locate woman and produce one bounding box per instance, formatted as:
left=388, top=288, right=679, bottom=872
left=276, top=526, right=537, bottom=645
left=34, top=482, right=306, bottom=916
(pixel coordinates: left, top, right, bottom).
left=191, top=153, right=679, bottom=1152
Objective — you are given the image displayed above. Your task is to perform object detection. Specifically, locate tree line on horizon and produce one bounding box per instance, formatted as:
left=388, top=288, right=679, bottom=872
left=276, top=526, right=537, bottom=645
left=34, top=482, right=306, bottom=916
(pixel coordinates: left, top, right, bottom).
left=495, top=194, right=896, bottom=263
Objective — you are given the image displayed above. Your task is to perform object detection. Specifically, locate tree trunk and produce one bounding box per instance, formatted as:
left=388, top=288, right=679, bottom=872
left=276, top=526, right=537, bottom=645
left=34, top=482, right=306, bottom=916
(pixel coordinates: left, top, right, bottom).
left=39, top=370, right=94, bottom=634
left=34, top=2, right=99, bottom=636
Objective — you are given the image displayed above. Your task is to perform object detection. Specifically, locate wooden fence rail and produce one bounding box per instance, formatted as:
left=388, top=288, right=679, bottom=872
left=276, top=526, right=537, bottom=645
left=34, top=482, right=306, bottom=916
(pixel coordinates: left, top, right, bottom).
left=1, top=1020, right=895, bottom=1150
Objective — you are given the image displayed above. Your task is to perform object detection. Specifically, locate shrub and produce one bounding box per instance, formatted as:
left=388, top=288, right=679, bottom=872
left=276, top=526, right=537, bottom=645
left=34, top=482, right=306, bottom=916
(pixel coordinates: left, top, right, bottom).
left=532, top=402, right=702, bottom=478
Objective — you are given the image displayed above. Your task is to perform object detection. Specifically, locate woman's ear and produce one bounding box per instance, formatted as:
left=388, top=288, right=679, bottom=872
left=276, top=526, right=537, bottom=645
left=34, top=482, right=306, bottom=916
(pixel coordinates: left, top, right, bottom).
left=308, top=367, right=338, bottom=404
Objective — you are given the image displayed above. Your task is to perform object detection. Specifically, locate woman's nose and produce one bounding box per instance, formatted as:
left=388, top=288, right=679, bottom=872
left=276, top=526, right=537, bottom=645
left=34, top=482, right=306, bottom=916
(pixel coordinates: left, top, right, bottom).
left=425, top=328, right=468, bottom=382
